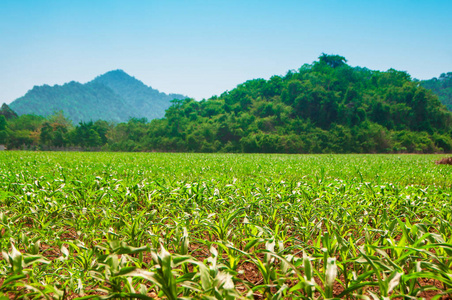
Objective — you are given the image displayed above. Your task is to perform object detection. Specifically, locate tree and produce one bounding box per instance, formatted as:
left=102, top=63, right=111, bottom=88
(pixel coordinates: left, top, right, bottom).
left=40, top=122, right=54, bottom=146
left=52, top=127, right=67, bottom=147
left=318, top=53, right=347, bottom=68
left=0, top=115, right=8, bottom=144
left=0, top=115, right=7, bottom=131
left=87, top=129, right=102, bottom=147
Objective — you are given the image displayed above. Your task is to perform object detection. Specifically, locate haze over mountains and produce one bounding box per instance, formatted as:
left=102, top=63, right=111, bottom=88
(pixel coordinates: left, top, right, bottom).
left=9, top=70, right=186, bottom=124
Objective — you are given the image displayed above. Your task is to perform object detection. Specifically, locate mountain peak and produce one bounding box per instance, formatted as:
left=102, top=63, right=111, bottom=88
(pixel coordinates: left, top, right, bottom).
left=94, top=69, right=136, bottom=82
left=107, top=69, right=126, bottom=73
left=90, top=69, right=150, bottom=91
left=102, top=69, right=128, bottom=76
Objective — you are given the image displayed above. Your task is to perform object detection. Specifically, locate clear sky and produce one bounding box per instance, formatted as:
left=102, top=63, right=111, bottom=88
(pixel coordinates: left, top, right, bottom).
left=1, top=0, right=451, bottom=103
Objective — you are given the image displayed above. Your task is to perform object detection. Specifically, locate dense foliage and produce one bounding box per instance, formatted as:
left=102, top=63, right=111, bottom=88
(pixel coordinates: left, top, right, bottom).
left=421, top=72, right=452, bottom=111
left=1, top=152, right=451, bottom=299
left=139, top=55, right=452, bottom=153
left=8, top=70, right=185, bottom=123
left=2, top=55, right=452, bottom=153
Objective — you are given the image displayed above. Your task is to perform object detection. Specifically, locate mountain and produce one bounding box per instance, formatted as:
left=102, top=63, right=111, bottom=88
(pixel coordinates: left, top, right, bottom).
left=91, top=70, right=186, bottom=120
left=138, top=54, right=452, bottom=153
left=421, top=72, right=452, bottom=111
left=9, top=70, right=186, bottom=124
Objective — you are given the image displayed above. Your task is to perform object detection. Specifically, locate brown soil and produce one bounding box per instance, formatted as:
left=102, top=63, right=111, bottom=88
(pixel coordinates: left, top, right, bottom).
left=435, top=157, right=452, bottom=165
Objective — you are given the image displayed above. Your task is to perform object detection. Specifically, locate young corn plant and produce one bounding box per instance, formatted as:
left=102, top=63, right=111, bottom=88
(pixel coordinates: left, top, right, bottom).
left=0, top=244, right=52, bottom=298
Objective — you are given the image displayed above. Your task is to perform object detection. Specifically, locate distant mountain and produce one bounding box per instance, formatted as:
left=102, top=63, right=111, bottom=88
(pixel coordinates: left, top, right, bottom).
left=9, top=70, right=186, bottom=123
left=421, top=72, right=452, bottom=111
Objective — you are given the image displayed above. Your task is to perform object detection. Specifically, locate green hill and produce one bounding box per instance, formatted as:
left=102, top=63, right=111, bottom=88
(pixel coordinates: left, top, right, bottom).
left=9, top=70, right=186, bottom=124
left=421, top=72, right=452, bottom=111
left=139, top=54, right=452, bottom=153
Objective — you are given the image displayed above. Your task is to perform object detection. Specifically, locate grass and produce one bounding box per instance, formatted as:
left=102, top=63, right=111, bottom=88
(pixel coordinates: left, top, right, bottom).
left=0, top=152, right=451, bottom=299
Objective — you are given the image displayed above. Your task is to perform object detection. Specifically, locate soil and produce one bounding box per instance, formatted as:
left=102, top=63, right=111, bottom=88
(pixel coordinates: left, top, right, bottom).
left=435, top=157, right=452, bottom=165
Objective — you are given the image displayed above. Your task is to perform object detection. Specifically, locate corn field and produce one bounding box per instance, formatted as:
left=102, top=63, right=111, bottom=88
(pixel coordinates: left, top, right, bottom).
left=0, top=152, right=451, bottom=299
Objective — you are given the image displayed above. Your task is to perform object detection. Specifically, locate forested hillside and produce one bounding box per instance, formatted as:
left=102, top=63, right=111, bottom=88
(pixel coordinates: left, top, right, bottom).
left=138, top=54, right=451, bottom=153
left=421, top=72, right=452, bottom=111
left=8, top=70, right=186, bottom=123
left=2, top=55, right=452, bottom=153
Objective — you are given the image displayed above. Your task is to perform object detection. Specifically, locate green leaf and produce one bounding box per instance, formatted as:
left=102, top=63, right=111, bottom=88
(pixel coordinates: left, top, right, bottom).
left=1, top=274, right=27, bottom=285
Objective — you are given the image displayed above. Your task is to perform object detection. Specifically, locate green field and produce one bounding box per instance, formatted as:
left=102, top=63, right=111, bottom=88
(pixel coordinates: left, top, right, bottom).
left=0, top=152, right=451, bottom=299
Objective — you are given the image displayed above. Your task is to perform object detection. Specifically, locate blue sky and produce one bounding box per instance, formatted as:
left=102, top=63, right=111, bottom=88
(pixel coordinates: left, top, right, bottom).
left=1, top=0, right=451, bottom=103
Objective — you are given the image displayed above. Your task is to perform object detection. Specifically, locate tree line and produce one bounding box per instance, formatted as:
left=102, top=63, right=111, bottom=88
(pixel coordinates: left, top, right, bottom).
left=1, top=54, right=452, bottom=153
